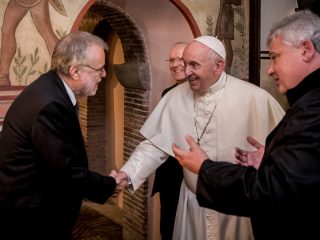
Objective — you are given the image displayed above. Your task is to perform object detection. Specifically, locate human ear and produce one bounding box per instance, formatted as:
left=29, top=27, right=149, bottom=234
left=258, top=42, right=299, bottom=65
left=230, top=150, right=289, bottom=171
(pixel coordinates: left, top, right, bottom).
left=301, top=40, right=315, bottom=61
left=215, top=59, right=225, bottom=73
left=69, top=65, right=80, bottom=79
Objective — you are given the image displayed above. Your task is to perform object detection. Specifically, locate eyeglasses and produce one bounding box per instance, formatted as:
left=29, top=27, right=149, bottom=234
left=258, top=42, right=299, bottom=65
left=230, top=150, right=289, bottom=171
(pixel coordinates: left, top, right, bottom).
left=165, top=58, right=184, bottom=65
left=81, top=64, right=106, bottom=75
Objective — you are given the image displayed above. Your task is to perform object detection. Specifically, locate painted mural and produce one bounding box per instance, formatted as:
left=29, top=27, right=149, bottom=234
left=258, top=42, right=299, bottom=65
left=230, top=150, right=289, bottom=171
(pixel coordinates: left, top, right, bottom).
left=0, top=0, right=250, bottom=85
left=0, top=0, right=88, bottom=87
left=181, top=0, right=249, bottom=80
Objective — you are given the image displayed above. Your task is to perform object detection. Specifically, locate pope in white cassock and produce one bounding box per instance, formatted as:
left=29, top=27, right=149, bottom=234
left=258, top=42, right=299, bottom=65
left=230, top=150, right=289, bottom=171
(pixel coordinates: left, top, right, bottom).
left=118, top=36, right=285, bottom=240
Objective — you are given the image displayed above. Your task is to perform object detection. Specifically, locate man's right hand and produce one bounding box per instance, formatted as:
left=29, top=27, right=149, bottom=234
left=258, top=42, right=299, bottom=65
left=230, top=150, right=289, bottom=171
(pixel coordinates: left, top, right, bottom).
left=109, top=170, right=129, bottom=197
left=115, top=171, right=129, bottom=187
left=172, top=135, right=208, bottom=174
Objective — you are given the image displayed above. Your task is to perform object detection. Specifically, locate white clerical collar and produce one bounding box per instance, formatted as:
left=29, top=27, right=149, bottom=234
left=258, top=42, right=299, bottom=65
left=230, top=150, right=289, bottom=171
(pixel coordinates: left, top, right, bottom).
left=200, top=71, right=227, bottom=95
left=62, top=80, right=77, bottom=106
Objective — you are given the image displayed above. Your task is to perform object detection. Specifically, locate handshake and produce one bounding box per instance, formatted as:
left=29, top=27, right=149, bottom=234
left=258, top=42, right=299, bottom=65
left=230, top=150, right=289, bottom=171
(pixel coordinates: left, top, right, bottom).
left=109, top=170, right=130, bottom=197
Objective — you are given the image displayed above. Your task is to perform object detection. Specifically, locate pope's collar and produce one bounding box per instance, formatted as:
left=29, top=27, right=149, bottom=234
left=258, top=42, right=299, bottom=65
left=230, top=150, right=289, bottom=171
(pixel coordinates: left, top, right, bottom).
left=200, top=71, right=227, bottom=95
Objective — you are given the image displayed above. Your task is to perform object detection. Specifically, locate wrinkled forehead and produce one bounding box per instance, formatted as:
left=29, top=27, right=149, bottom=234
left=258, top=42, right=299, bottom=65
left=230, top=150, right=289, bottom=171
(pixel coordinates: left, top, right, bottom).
left=170, top=44, right=187, bottom=58
left=183, top=41, right=210, bottom=60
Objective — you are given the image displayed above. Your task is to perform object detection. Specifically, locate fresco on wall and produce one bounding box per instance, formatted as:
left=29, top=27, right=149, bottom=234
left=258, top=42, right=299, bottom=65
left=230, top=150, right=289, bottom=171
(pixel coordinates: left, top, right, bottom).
left=215, top=0, right=241, bottom=73
left=181, top=0, right=249, bottom=80
left=0, top=0, right=88, bottom=87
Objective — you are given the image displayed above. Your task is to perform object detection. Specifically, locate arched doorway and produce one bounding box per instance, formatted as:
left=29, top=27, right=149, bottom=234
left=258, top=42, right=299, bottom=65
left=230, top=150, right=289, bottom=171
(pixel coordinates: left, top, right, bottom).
left=73, top=1, right=195, bottom=239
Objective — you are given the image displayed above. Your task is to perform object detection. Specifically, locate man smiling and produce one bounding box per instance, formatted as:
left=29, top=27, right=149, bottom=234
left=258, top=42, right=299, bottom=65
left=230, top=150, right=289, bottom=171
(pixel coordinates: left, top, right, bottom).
left=173, top=10, right=320, bottom=240
left=116, top=36, right=284, bottom=240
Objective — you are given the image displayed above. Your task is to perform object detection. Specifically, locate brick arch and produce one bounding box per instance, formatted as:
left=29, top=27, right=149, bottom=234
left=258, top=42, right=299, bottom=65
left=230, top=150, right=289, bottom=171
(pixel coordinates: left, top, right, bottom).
left=74, top=2, right=151, bottom=240
left=86, top=2, right=150, bottom=90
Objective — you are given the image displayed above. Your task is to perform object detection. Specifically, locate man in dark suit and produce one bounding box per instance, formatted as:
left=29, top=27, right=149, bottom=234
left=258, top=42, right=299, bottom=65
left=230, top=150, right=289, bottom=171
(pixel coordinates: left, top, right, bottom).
left=0, top=31, right=117, bottom=240
left=152, top=42, right=187, bottom=240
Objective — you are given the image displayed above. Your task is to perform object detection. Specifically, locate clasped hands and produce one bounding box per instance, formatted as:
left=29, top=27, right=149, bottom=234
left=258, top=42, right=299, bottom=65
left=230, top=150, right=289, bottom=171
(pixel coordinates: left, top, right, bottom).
left=109, top=170, right=129, bottom=197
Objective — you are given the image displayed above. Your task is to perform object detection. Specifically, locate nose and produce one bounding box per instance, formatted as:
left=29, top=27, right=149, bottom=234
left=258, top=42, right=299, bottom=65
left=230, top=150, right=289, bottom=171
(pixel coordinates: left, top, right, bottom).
left=267, top=63, right=274, bottom=76
left=184, top=65, right=192, bottom=77
left=101, top=68, right=106, bottom=78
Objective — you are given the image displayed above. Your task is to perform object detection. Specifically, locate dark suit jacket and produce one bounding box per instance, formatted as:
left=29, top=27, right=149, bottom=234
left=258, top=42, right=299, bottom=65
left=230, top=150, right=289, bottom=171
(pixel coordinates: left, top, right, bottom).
left=152, top=83, right=183, bottom=240
left=0, top=71, right=116, bottom=240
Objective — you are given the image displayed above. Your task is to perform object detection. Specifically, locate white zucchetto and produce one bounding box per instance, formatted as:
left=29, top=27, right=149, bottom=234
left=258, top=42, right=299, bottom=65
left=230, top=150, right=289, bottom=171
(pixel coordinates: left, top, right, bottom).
left=194, top=36, right=226, bottom=60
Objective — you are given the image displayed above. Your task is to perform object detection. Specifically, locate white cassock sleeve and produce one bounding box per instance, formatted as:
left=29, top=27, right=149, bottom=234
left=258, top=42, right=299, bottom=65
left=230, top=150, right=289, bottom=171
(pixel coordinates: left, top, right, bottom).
left=120, top=139, right=169, bottom=191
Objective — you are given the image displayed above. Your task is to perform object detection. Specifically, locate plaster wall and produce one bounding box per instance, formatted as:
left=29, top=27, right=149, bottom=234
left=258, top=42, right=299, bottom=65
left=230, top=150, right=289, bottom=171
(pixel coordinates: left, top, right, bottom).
left=261, top=0, right=297, bottom=51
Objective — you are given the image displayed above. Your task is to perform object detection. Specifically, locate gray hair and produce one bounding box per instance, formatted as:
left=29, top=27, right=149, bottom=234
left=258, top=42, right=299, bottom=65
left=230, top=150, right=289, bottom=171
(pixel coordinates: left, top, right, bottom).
left=267, top=10, right=320, bottom=52
left=51, top=31, right=108, bottom=76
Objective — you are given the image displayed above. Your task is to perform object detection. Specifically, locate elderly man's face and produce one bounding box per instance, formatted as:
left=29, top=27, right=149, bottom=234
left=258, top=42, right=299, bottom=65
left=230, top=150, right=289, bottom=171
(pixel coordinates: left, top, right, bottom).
left=168, top=43, right=187, bottom=82
left=76, top=44, right=106, bottom=97
left=183, top=41, right=220, bottom=92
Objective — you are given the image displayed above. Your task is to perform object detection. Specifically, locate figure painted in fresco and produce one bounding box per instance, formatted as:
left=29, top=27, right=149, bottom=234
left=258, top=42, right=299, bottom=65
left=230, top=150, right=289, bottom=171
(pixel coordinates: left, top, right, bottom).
left=215, top=0, right=241, bottom=73
left=0, top=0, right=67, bottom=86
